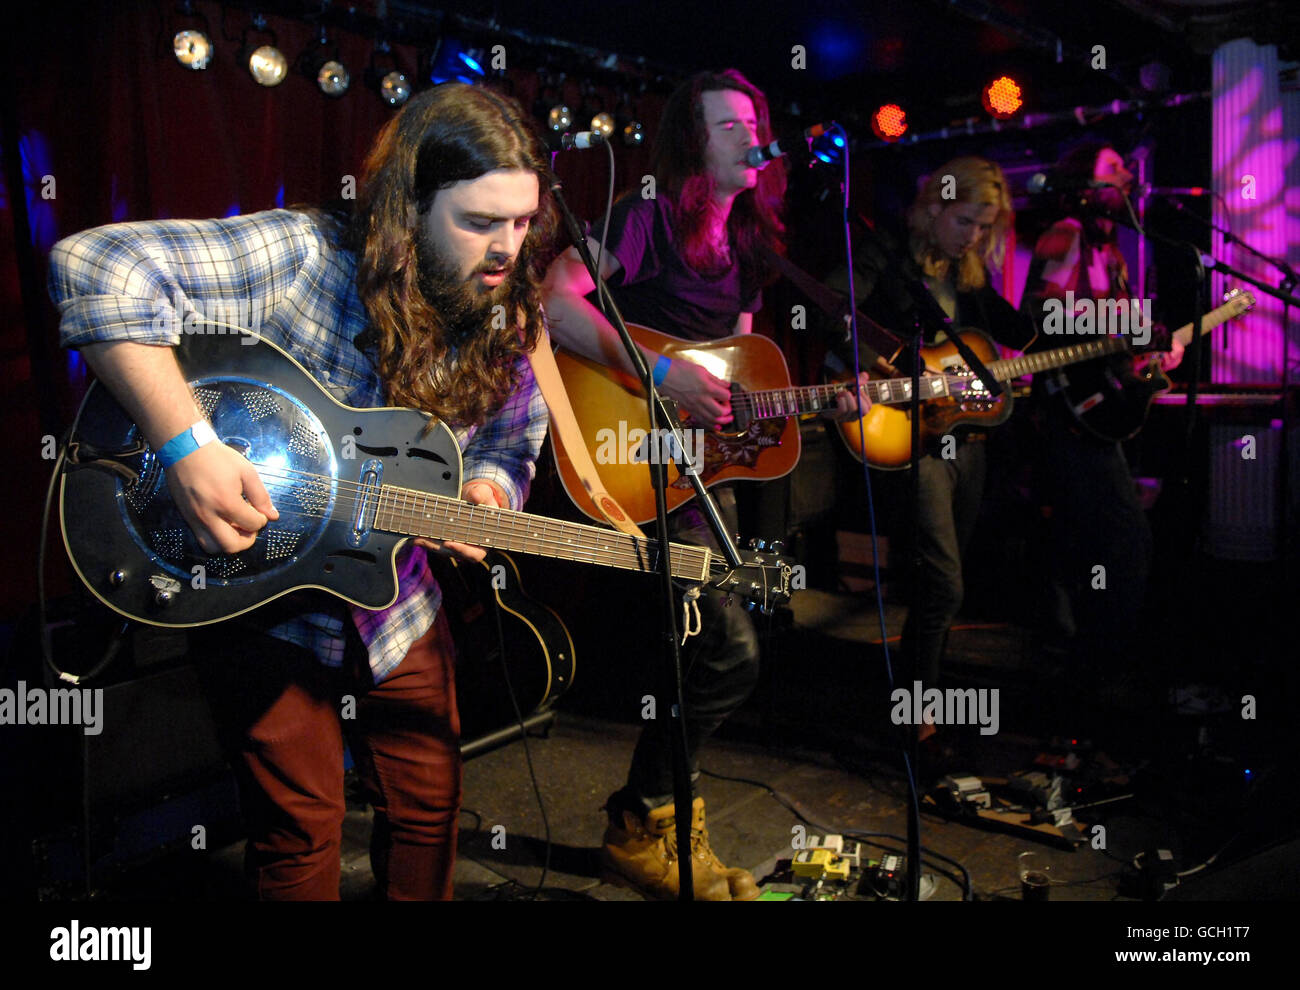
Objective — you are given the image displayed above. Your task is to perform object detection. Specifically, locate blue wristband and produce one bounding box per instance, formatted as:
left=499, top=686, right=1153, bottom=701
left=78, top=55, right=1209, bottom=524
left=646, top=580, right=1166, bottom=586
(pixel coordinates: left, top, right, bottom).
left=157, top=420, right=218, bottom=469
left=652, top=355, right=672, bottom=388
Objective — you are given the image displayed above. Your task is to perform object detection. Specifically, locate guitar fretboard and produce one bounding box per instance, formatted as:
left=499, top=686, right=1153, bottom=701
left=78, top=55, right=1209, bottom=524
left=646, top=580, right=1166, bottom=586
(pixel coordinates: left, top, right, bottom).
left=373, top=485, right=711, bottom=581
left=739, top=376, right=950, bottom=419
left=987, top=336, right=1129, bottom=381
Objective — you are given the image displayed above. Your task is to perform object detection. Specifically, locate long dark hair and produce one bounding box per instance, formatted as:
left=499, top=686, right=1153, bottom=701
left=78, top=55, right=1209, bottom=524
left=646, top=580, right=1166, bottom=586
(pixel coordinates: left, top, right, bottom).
left=348, top=83, right=557, bottom=426
left=1044, top=140, right=1117, bottom=245
left=648, top=69, right=786, bottom=288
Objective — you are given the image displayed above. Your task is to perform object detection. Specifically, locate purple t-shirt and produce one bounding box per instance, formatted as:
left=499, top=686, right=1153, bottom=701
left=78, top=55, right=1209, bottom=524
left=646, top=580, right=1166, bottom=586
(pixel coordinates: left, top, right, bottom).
left=589, top=195, right=761, bottom=341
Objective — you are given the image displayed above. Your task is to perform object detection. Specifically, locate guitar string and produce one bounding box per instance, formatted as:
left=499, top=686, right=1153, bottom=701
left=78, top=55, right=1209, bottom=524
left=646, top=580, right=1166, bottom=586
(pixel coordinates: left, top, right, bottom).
left=155, top=462, right=721, bottom=577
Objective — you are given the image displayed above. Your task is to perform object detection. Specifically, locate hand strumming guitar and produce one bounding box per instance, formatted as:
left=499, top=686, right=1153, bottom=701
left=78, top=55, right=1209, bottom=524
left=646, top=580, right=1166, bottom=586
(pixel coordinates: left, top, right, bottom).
left=660, top=358, right=734, bottom=431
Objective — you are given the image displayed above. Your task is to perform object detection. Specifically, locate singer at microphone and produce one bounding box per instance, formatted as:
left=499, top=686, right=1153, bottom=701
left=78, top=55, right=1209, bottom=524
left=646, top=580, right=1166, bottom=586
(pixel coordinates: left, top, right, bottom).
left=744, top=121, right=834, bottom=168
left=1025, top=172, right=1114, bottom=196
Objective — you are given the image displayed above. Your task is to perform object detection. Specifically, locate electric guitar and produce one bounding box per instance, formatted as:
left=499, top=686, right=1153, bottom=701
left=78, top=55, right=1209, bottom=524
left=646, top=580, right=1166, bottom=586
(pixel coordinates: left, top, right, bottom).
left=836, top=288, right=1255, bottom=467
left=59, top=330, right=797, bottom=628
left=1043, top=288, right=1255, bottom=441
left=551, top=323, right=932, bottom=524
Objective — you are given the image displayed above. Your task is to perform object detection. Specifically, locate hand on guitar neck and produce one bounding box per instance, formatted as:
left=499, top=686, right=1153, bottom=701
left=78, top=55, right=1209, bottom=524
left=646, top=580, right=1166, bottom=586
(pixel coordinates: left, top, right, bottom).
left=414, top=479, right=505, bottom=563
left=1129, top=327, right=1185, bottom=374
left=825, top=372, right=873, bottom=422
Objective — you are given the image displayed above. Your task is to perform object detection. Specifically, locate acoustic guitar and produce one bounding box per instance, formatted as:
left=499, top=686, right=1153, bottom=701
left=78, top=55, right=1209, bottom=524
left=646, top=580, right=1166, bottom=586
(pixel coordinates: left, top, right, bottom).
left=550, top=323, right=944, bottom=524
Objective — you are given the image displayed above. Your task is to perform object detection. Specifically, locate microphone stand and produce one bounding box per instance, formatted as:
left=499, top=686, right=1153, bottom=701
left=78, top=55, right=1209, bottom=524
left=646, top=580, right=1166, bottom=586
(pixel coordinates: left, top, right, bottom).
left=549, top=175, right=745, bottom=901
left=1189, top=252, right=1300, bottom=585
left=832, top=147, right=956, bottom=903
left=1187, top=217, right=1299, bottom=557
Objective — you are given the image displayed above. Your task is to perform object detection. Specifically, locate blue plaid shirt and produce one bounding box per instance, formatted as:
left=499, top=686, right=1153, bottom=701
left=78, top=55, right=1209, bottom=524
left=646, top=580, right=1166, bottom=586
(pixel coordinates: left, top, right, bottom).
left=49, top=208, right=548, bottom=683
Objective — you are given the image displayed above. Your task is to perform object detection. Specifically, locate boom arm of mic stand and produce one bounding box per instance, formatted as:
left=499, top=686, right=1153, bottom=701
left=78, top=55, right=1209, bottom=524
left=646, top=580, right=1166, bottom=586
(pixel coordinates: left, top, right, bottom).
left=1197, top=254, right=1300, bottom=308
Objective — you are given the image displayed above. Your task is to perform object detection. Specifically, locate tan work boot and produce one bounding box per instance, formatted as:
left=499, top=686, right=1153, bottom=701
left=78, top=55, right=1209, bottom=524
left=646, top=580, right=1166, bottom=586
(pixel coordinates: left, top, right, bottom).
left=689, top=797, right=761, bottom=901
left=600, top=800, right=731, bottom=901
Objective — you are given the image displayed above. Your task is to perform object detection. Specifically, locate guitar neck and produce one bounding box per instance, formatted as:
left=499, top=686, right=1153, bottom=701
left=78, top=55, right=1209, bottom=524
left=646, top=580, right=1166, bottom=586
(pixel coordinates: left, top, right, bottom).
left=374, top=485, right=712, bottom=582
left=1170, top=300, right=1242, bottom=349
left=741, top=377, right=952, bottom=417
left=992, top=298, right=1244, bottom=380
left=988, top=336, right=1129, bottom=380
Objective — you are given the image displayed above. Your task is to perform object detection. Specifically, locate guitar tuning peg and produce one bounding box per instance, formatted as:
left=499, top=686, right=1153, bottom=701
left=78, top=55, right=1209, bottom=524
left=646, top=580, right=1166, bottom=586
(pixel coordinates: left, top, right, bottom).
left=769, top=540, right=784, bottom=554
left=748, top=537, right=767, bottom=551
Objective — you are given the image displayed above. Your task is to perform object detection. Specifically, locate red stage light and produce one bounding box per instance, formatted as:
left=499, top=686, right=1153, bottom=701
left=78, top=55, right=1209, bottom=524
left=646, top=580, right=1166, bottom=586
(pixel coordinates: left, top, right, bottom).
left=983, top=76, right=1023, bottom=119
left=872, top=104, right=908, bottom=142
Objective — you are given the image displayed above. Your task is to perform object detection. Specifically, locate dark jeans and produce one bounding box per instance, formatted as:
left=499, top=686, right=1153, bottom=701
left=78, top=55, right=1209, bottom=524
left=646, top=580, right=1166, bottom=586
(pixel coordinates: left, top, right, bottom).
left=1037, top=415, right=1152, bottom=670
left=193, top=610, right=461, bottom=900
left=625, top=486, right=761, bottom=802
left=897, top=440, right=988, bottom=688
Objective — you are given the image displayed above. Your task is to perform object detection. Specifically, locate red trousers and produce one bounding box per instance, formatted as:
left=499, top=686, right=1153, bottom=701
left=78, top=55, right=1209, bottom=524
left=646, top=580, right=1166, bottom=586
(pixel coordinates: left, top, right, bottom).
left=196, top=611, right=461, bottom=900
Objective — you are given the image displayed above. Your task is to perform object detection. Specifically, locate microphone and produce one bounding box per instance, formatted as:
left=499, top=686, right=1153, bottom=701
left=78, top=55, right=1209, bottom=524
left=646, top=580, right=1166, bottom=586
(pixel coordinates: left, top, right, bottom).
left=1140, top=183, right=1210, bottom=197
left=744, top=122, right=833, bottom=168
left=1025, top=172, right=1114, bottom=195
left=555, top=130, right=606, bottom=151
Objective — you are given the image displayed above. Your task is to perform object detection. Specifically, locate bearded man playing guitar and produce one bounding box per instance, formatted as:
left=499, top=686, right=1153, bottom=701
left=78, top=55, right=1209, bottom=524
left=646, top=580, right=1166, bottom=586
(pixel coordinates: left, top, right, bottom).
left=828, top=157, right=1037, bottom=763
left=544, top=68, right=866, bottom=900
left=48, top=84, right=555, bottom=900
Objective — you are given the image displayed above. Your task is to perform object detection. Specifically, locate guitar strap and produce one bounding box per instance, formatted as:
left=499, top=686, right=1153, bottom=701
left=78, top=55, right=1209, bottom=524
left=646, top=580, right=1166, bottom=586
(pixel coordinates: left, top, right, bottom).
left=759, top=243, right=901, bottom=368
left=526, top=329, right=648, bottom=540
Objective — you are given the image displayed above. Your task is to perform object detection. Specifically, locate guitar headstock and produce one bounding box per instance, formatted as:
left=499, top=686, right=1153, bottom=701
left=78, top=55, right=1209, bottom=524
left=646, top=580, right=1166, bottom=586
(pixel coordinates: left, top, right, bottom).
left=1222, top=287, right=1257, bottom=318
left=706, top=537, right=800, bottom=613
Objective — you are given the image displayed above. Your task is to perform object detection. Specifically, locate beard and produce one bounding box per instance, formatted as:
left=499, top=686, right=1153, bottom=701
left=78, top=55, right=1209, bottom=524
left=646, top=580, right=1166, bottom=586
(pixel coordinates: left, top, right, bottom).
left=414, top=232, right=527, bottom=346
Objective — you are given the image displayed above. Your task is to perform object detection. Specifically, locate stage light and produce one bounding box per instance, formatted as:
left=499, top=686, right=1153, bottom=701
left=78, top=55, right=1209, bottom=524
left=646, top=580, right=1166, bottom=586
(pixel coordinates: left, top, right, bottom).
left=250, top=45, right=287, bottom=87
left=172, top=2, right=212, bottom=70
left=982, top=76, right=1023, bottom=119
left=623, top=121, right=644, bottom=147
left=811, top=123, right=848, bottom=165
left=300, top=28, right=349, bottom=97
left=241, top=15, right=286, bottom=87
left=459, top=51, right=484, bottom=76
left=871, top=104, right=908, bottom=142
left=590, top=112, right=615, bottom=139
left=427, top=38, right=486, bottom=85
left=380, top=71, right=410, bottom=106
left=547, top=105, right=573, bottom=131
left=367, top=41, right=411, bottom=107
left=174, top=30, right=213, bottom=70
left=317, top=60, right=349, bottom=96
